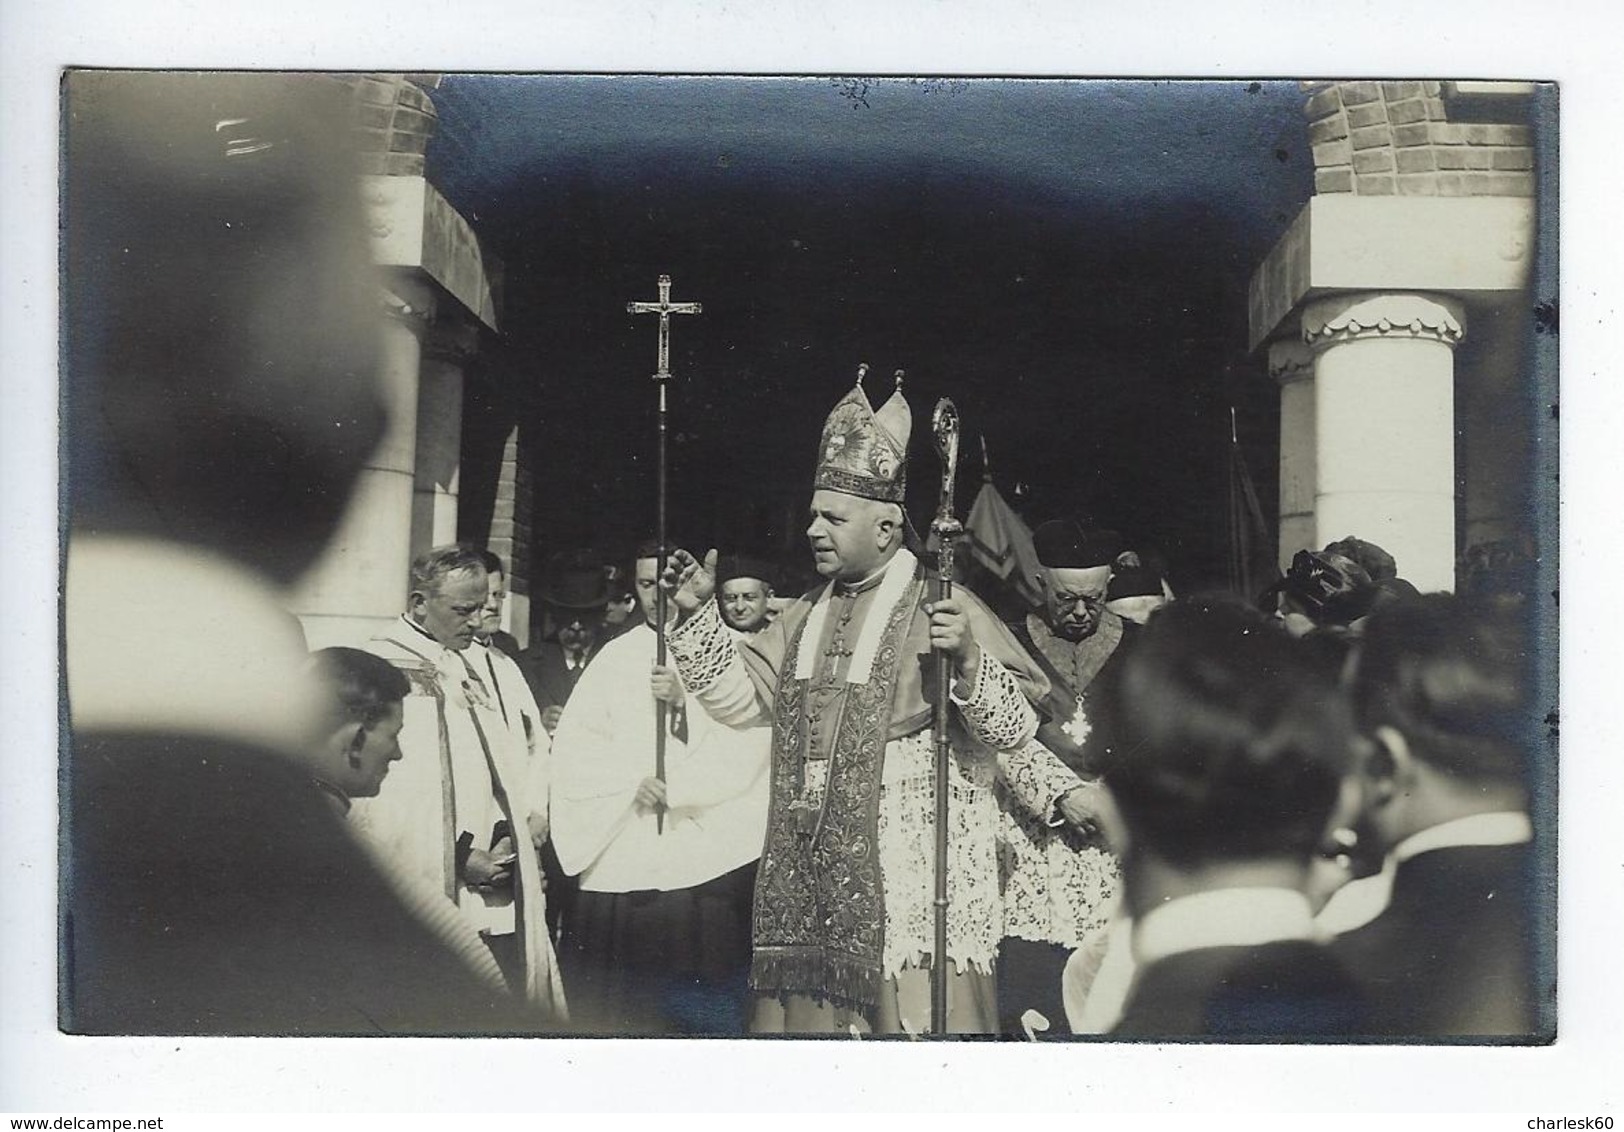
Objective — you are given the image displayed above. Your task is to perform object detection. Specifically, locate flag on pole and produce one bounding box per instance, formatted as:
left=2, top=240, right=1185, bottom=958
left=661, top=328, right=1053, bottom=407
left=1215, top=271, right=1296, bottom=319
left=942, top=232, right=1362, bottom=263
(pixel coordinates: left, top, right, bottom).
left=964, top=480, right=1045, bottom=608
left=1226, top=407, right=1277, bottom=601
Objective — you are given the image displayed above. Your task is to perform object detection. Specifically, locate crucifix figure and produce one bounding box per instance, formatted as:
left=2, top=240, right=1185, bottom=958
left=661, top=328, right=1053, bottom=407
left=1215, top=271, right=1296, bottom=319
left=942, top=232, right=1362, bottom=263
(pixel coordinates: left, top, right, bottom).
left=625, top=274, right=702, bottom=833
left=627, top=274, right=703, bottom=384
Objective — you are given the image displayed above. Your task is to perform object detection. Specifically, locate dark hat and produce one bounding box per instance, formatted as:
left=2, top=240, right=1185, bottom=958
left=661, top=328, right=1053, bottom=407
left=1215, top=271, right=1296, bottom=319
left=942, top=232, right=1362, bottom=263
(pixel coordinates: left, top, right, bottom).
left=536, top=550, right=613, bottom=610
left=1108, top=563, right=1163, bottom=601
left=1279, top=548, right=1378, bottom=625
left=1031, top=520, right=1125, bottom=570
left=717, top=554, right=777, bottom=590
left=1322, top=536, right=1398, bottom=583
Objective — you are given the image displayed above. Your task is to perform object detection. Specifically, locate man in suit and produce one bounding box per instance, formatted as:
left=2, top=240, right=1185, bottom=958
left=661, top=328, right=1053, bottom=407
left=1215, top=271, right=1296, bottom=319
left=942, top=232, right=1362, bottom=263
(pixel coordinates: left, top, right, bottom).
left=520, top=551, right=613, bottom=737
left=1094, top=600, right=1366, bottom=1039
left=517, top=550, right=613, bottom=943
left=1332, top=595, right=1550, bottom=1040
left=61, top=72, right=534, bottom=1034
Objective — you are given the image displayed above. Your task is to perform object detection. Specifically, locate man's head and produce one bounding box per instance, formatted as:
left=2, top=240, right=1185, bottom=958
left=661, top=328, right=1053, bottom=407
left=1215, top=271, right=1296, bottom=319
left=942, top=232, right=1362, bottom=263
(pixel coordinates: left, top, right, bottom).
left=1106, top=562, right=1169, bottom=626
left=1031, top=521, right=1125, bottom=641
left=467, top=548, right=507, bottom=642
left=602, top=563, right=637, bottom=628
left=716, top=556, right=776, bottom=632
left=1346, top=594, right=1529, bottom=850
left=65, top=73, right=386, bottom=584
left=1272, top=541, right=1394, bottom=638
left=303, top=647, right=410, bottom=798
left=632, top=539, right=689, bottom=627
left=537, top=550, right=612, bottom=650
left=806, top=490, right=906, bottom=582
left=555, top=609, right=604, bottom=654
left=407, top=546, right=489, bottom=651
left=1091, top=599, right=1354, bottom=897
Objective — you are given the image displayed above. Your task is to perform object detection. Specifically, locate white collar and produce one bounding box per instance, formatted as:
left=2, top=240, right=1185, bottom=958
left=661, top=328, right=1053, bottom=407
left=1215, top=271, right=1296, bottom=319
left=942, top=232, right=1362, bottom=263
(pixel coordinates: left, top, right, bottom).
left=65, top=535, right=320, bottom=756
left=1317, top=812, right=1534, bottom=938
left=396, top=613, right=469, bottom=657
left=1392, top=810, right=1533, bottom=866
left=793, top=547, right=917, bottom=683
left=1133, top=886, right=1318, bottom=966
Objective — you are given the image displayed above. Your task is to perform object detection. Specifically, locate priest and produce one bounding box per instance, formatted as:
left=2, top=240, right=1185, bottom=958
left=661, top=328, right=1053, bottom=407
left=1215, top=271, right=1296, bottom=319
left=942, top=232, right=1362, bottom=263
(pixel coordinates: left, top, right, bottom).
left=661, top=368, right=1080, bottom=1034
left=355, top=545, right=565, bottom=1019
left=996, top=520, right=1137, bottom=1035
left=715, top=554, right=779, bottom=636
left=550, top=542, right=771, bottom=1033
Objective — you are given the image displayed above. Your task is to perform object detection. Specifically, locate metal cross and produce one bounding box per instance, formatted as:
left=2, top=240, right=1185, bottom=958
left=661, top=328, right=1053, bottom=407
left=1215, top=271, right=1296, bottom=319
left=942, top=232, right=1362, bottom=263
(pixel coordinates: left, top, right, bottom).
left=626, top=274, right=702, bottom=381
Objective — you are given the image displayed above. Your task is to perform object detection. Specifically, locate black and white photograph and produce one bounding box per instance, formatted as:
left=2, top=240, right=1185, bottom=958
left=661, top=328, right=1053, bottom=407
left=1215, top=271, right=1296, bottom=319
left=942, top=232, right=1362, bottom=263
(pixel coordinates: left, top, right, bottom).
left=5, top=0, right=1622, bottom=1119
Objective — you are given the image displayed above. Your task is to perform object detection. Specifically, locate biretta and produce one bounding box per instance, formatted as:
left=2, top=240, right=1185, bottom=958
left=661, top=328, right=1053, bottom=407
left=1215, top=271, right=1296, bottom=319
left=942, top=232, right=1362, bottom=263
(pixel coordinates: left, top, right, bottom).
left=717, top=554, right=778, bottom=590
left=1031, top=520, right=1125, bottom=570
left=1107, top=562, right=1164, bottom=600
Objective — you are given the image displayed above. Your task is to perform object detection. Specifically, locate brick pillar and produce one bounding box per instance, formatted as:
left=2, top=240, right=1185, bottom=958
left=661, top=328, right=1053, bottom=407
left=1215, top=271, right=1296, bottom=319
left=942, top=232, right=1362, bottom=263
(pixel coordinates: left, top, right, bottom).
left=290, top=278, right=433, bottom=646
left=1269, top=339, right=1317, bottom=569
left=1302, top=292, right=1466, bottom=592
left=486, top=424, right=534, bottom=647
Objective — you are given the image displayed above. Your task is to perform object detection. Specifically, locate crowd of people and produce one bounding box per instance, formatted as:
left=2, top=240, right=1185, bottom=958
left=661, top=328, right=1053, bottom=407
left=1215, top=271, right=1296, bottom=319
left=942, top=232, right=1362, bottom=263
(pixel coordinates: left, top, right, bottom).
left=60, top=72, right=1550, bottom=1042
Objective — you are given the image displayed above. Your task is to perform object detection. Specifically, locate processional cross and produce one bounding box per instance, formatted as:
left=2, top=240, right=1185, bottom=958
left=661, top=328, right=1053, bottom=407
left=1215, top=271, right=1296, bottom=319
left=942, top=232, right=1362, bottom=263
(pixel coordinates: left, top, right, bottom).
left=628, top=274, right=703, bottom=402
left=626, top=274, right=702, bottom=834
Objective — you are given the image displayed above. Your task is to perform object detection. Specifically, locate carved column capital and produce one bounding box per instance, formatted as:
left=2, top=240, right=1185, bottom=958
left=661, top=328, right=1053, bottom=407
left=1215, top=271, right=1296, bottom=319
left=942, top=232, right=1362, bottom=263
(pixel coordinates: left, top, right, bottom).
left=1302, top=292, right=1466, bottom=350
left=1267, top=338, right=1316, bottom=385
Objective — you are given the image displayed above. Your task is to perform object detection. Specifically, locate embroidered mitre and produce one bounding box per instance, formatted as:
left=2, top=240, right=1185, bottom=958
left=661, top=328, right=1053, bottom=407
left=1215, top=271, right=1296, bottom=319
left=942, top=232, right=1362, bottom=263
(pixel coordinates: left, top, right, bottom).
left=812, top=365, right=911, bottom=503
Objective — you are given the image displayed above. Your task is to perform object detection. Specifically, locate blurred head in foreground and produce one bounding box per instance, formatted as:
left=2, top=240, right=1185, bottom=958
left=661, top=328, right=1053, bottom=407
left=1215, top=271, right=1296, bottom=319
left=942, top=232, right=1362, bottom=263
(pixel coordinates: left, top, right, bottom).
left=1090, top=599, right=1355, bottom=910
left=65, top=71, right=385, bottom=583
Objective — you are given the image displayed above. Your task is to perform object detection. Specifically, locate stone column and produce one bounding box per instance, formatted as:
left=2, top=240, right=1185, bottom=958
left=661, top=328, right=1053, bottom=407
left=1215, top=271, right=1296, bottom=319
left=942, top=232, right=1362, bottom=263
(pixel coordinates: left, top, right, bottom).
left=411, top=320, right=476, bottom=560
left=1301, top=292, right=1465, bottom=593
left=1269, top=338, right=1318, bottom=571
left=289, top=279, right=433, bottom=647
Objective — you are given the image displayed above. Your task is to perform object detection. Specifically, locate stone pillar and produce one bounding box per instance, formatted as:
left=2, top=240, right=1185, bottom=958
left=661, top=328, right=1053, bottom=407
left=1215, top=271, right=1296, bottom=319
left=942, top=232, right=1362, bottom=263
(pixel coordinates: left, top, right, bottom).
left=1269, top=339, right=1318, bottom=570
left=290, top=279, right=433, bottom=647
left=1301, top=292, right=1465, bottom=593
left=411, top=321, right=476, bottom=560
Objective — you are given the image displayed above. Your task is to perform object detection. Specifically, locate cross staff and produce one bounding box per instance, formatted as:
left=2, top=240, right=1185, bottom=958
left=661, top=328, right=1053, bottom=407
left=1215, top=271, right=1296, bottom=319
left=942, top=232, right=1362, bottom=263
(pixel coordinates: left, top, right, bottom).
left=627, top=274, right=702, bottom=835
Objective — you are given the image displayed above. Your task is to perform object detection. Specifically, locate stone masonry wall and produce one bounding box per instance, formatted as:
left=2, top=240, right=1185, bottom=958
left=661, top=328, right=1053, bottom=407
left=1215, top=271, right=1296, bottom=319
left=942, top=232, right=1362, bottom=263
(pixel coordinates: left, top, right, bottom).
left=1305, top=81, right=1533, bottom=197
left=346, top=73, right=441, bottom=177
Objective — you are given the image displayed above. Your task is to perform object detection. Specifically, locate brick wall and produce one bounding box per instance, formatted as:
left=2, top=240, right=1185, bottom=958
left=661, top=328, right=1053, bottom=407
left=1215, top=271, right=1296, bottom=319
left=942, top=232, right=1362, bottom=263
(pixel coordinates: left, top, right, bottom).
left=1304, top=80, right=1533, bottom=197
left=345, top=74, right=441, bottom=177
left=486, top=425, right=532, bottom=594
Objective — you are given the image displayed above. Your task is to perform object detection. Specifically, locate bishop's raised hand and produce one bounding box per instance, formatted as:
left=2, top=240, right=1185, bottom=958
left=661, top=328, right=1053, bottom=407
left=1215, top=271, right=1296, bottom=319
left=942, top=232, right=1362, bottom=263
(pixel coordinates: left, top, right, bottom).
left=662, top=547, right=718, bottom=614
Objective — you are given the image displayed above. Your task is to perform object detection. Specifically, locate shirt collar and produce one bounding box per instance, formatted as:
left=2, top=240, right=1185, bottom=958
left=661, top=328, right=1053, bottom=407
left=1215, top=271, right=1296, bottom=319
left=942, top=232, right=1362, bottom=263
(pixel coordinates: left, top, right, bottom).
left=835, top=549, right=908, bottom=596
left=397, top=613, right=446, bottom=653
left=1392, top=810, right=1533, bottom=866
left=1133, top=886, right=1319, bottom=966
left=311, top=777, right=352, bottom=814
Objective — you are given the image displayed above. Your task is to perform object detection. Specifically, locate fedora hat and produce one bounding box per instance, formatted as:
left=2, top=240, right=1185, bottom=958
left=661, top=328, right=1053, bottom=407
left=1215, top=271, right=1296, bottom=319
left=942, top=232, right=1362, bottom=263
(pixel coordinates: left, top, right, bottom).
left=536, top=550, right=613, bottom=611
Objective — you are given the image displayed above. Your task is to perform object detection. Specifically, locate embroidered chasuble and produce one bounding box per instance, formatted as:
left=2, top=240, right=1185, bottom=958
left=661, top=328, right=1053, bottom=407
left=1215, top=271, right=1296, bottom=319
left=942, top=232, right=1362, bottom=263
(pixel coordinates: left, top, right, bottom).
left=668, top=548, right=1082, bottom=1032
